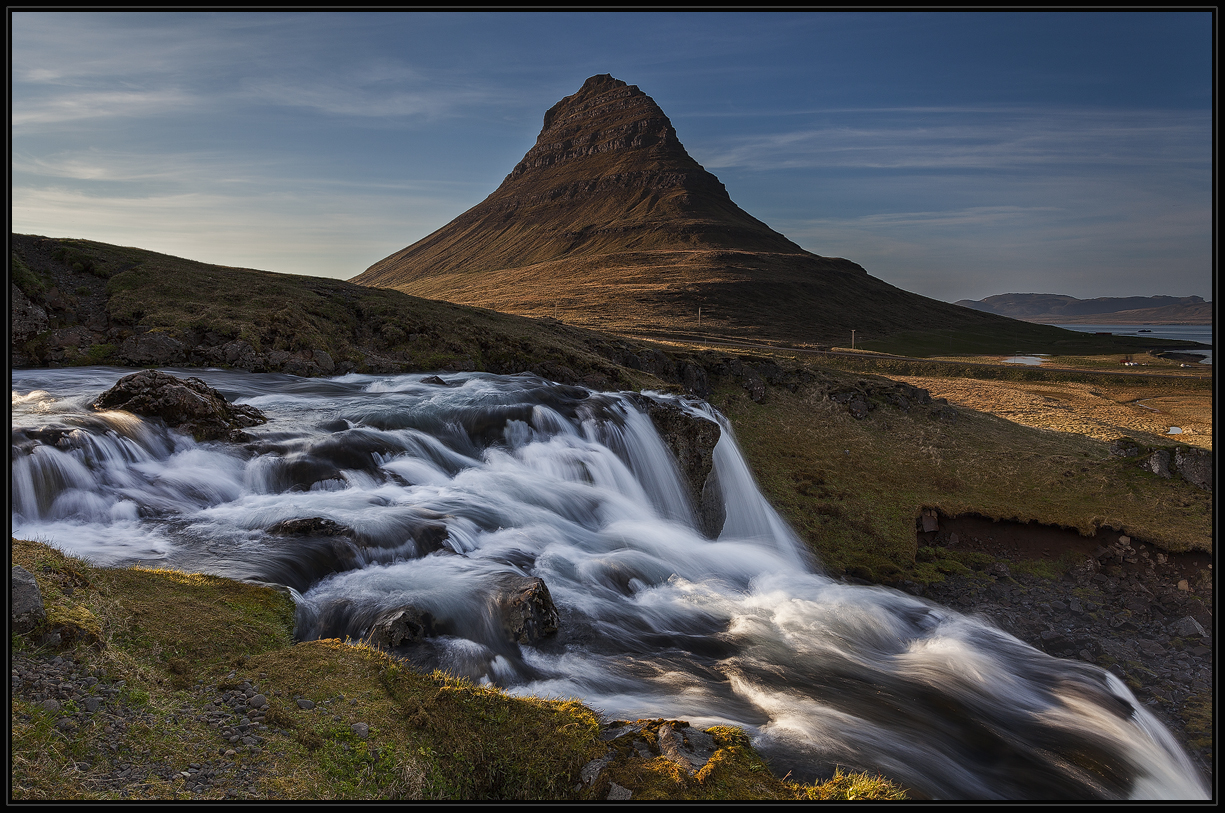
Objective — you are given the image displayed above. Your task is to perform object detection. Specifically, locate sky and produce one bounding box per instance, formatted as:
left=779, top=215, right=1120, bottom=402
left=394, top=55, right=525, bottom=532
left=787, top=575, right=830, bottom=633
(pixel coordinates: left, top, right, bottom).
left=10, top=10, right=1214, bottom=303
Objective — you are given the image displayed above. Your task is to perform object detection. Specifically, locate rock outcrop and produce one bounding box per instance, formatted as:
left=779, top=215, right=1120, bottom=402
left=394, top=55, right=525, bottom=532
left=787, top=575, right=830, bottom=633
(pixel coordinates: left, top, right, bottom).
left=633, top=396, right=724, bottom=539
left=1174, top=447, right=1212, bottom=490
left=91, top=370, right=267, bottom=442
left=11, top=566, right=47, bottom=634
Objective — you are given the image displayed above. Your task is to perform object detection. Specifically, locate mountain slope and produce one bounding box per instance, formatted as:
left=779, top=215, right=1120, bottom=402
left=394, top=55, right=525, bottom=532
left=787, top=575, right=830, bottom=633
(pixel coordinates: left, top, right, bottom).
left=352, top=75, right=1102, bottom=353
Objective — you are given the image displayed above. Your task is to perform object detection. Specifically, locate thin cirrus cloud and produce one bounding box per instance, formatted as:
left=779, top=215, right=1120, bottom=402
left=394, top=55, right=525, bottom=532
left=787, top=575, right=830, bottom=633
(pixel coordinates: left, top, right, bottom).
left=698, top=108, right=1209, bottom=173
left=11, top=89, right=198, bottom=128
left=235, top=74, right=493, bottom=121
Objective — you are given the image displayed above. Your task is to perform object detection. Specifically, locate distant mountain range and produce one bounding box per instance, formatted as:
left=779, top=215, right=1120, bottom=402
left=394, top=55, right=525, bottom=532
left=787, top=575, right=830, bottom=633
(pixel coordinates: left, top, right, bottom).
left=954, top=294, right=1212, bottom=325
left=351, top=74, right=1121, bottom=354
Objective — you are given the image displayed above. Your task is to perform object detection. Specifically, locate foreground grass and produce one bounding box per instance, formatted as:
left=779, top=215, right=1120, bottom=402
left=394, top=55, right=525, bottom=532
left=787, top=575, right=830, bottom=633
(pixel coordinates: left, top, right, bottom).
left=10, top=538, right=905, bottom=801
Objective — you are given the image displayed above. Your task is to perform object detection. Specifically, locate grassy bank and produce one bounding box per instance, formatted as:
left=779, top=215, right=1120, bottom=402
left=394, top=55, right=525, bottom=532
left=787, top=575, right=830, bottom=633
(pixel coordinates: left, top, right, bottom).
left=709, top=355, right=1212, bottom=583
left=10, top=537, right=905, bottom=801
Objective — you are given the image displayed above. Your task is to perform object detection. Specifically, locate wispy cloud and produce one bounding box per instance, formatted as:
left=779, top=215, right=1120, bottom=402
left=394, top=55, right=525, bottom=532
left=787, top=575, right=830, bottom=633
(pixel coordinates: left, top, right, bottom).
left=11, top=89, right=198, bottom=127
left=697, top=108, right=1210, bottom=173
left=237, top=70, right=493, bottom=121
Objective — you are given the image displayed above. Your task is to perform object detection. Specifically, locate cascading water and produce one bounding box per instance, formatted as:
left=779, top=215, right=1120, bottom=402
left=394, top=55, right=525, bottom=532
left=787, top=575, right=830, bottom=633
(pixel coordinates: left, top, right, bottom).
left=10, top=366, right=1209, bottom=800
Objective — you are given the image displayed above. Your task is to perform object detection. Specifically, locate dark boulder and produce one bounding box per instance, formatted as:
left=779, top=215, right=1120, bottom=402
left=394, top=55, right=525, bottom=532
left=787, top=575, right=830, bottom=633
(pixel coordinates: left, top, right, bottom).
left=495, top=575, right=561, bottom=644
left=91, top=369, right=267, bottom=442
left=367, top=605, right=439, bottom=648
left=117, top=331, right=188, bottom=366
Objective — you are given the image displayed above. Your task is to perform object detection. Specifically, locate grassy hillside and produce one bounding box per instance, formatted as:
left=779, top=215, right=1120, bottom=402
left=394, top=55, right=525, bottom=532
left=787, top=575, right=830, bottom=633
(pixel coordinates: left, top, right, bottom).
left=709, top=352, right=1211, bottom=583
left=11, top=233, right=697, bottom=390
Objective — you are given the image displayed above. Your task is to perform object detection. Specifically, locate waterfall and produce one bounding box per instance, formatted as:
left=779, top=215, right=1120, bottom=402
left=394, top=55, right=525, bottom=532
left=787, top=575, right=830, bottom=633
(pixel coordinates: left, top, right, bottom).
left=10, top=366, right=1209, bottom=800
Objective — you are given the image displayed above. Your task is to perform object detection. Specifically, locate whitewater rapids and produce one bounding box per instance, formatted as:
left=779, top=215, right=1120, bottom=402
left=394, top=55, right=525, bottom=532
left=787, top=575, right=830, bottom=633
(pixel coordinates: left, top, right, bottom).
left=10, top=367, right=1209, bottom=800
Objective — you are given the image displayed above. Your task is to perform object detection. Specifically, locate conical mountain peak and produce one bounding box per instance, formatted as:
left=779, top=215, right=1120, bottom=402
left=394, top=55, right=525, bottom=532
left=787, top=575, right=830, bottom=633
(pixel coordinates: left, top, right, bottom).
left=354, top=76, right=1012, bottom=347
left=513, top=74, right=683, bottom=178
left=355, top=75, right=805, bottom=294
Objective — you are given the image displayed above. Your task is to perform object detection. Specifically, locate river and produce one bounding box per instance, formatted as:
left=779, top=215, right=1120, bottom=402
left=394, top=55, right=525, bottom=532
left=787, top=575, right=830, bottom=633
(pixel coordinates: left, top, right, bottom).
left=10, top=366, right=1209, bottom=800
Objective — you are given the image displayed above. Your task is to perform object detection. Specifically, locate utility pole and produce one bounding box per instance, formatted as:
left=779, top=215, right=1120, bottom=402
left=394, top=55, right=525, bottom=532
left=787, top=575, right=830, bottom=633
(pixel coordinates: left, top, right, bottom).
left=851, top=329, right=856, bottom=350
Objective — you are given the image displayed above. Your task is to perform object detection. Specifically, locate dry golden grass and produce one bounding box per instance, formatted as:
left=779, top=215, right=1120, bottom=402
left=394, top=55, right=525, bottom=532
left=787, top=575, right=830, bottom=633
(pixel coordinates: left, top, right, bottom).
left=889, top=375, right=1212, bottom=450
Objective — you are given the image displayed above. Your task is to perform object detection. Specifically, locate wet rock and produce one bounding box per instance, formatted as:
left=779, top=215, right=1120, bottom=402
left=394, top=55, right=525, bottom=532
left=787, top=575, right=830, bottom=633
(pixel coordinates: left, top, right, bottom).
left=366, top=606, right=438, bottom=648
left=12, top=565, right=47, bottom=634
left=91, top=370, right=267, bottom=442
left=638, top=398, right=724, bottom=538
left=268, top=517, right=350, bottom=538
left=494, top=575, right=560, bottom=644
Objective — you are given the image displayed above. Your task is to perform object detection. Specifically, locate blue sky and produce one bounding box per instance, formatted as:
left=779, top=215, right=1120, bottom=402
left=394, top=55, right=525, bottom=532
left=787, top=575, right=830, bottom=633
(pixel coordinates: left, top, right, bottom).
left=10, top=10, right=1213, bottom=303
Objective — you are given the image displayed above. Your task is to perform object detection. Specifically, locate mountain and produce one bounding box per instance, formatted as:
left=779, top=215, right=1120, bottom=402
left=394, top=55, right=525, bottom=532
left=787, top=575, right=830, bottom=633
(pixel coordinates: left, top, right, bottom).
left=955, top=294, right=1212, bottom=325
left=352, top=75, right=1106, bottom=353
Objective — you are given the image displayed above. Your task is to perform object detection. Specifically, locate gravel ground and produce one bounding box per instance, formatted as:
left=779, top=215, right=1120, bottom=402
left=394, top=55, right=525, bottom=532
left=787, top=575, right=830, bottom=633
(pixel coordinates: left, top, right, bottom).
left=9, top=657, right=286, bottom=799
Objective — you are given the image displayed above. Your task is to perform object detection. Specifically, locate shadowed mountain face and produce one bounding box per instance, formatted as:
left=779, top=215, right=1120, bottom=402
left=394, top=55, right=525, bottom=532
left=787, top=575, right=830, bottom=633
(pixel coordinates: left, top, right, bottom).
left=352, top=75, right=1080, bottom=349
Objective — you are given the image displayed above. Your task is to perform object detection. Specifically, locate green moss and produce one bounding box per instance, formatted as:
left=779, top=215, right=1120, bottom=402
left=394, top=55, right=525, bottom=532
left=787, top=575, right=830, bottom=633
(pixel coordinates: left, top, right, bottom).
left=11, top=250, right=49, bottom=297
left=77, top=343, right=117, bottom=365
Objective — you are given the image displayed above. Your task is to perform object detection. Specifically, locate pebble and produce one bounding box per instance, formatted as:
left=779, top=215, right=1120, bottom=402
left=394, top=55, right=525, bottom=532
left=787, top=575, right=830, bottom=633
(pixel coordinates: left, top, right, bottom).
left=11, top=652, right=284, bottom=799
